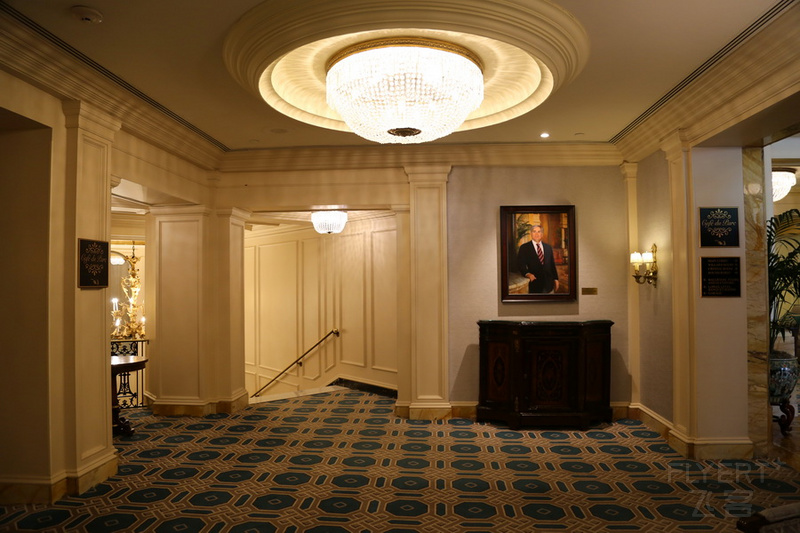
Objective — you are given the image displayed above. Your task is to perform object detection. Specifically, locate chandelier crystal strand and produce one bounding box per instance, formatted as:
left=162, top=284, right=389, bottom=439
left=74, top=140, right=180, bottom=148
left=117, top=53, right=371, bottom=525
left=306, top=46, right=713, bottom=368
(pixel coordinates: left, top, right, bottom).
left=326, top=40, right=484, bottom=144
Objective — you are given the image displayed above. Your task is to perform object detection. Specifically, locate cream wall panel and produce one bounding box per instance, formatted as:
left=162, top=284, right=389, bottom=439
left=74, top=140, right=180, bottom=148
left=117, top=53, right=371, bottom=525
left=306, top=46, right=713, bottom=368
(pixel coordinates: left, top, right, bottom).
left=339, top=232, right=367, bottom=368
left=301, top=238, right=323, bottom=381
left=411, top=183, right=448, bottom=401
left=244, top=217, right=400, bottom=395
left=371, top=229, right=399, bottom=372
left=257, top=242, right=299, bottom=376
left=244, top=246, right=257, bottom=394
left=76, top=140, right=109, bottom=232
left=74, top=137, right=113, bottom=458
left=156, top=219, right=202, bottom=399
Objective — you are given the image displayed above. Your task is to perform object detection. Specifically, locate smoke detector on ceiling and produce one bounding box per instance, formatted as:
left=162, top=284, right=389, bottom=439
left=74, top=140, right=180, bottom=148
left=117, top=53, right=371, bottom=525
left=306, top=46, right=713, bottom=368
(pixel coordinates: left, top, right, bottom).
left=70, top=5, right=103, bottom=24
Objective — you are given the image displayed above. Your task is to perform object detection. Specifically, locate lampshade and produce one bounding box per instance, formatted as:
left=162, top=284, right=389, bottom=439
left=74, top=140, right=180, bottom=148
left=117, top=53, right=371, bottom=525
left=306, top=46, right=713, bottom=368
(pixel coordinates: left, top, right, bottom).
left=326, top=38, right=484, bottom=144
left=311, top=211, right=348, bottom=234
left=773, top=168, right=797, bottom=202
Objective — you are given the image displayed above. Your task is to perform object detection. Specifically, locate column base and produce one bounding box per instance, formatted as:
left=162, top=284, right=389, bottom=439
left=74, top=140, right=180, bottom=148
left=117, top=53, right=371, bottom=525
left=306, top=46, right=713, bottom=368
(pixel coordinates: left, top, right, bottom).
left=149, top=391, right=250, bottom=416
left=0, top=453, right=118, bottom=505
left=669, top=429, right=754, bottom=460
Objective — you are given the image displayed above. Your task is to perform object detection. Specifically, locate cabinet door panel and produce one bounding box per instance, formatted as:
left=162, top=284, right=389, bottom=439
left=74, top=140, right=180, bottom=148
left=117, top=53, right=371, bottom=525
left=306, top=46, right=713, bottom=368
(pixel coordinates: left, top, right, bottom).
left=522, top=338, right=578, bottom=412
left=484, top=341, right=513, bottom=406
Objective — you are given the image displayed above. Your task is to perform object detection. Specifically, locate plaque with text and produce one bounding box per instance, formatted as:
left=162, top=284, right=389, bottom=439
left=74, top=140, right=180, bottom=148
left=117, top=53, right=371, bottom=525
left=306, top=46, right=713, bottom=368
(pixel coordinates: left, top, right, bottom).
left=699, top=207, right=739, bottom=247
left=701, top=256, right=740, bottom=297
left=78, top=238, right=109, bottom=288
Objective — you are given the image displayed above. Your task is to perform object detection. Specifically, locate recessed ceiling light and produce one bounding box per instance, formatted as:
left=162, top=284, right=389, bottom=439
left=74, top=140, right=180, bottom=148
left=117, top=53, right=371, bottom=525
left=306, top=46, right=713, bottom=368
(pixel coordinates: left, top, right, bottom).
left=540, top=132, right=550, bottom=138
left=70, top=5, right=103, bottom=24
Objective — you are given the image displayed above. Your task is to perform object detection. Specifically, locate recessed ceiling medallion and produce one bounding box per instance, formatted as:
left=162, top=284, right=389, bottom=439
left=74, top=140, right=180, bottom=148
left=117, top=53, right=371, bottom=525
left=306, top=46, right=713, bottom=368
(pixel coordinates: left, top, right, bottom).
left=223, top=0, right=589, bottom=143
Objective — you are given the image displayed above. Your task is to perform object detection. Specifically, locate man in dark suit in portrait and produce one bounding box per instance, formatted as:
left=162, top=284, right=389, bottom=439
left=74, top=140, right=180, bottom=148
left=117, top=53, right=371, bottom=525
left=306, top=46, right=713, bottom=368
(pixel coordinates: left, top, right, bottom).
left=517, top=224, right=560, bottom=293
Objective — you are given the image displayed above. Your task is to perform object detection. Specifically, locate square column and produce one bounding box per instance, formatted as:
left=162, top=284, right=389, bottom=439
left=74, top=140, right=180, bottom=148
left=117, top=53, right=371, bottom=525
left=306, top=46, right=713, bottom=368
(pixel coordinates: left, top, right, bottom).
left=405, top=165, right=451, bottom=420
left=147, top=206, right=249, bottom=415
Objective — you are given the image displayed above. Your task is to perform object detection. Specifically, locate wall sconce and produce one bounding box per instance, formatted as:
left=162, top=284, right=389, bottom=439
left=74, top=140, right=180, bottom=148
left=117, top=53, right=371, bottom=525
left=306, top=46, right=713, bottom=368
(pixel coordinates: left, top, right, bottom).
left=630, top=244, right=658, bottom=286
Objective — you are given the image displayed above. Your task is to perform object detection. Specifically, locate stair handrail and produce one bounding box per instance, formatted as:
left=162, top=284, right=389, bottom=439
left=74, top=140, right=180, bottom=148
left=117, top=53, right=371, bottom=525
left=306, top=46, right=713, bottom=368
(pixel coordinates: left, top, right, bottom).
left=250, top=328, right=340, bottom=398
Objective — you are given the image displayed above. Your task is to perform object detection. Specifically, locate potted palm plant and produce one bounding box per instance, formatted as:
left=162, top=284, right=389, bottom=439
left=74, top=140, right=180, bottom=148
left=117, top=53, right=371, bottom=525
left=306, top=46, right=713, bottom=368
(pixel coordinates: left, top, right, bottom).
left=767, top=208, right=800, bottom=434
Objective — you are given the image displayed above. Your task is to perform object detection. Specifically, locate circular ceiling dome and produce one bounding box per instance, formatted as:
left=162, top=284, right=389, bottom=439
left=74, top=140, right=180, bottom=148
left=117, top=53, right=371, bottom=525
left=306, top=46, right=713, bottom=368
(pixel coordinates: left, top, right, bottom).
left=223, top=0, right=589, bottom=138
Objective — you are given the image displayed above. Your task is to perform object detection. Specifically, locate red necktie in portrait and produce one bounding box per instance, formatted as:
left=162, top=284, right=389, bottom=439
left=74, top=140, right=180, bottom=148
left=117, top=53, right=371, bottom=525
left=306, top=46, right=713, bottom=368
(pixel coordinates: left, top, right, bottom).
left=537, top=243, right=544, bottom=263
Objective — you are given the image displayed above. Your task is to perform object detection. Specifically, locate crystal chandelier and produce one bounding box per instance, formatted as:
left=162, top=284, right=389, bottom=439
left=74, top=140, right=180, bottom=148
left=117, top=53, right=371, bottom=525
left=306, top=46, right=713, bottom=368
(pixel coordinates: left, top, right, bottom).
left=773, top=168, right=797, bottom=202
left=312, top=210, right=348, bottom=234
left=326, top=38, right=484, bottom=144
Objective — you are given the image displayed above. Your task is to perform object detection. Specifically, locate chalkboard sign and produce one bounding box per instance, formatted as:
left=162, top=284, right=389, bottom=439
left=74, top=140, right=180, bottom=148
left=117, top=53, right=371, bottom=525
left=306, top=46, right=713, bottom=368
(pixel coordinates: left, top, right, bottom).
left=701, top=256, right=740, bottom=297
left=78, top=238, right=109, bottom=288
left=699, top=207, right=739, bottom=247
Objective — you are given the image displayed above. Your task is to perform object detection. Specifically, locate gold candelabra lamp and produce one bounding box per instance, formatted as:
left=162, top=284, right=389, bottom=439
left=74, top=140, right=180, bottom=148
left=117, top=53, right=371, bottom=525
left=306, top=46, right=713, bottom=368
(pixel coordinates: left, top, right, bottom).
left=111, top=245, right=146, bottom=339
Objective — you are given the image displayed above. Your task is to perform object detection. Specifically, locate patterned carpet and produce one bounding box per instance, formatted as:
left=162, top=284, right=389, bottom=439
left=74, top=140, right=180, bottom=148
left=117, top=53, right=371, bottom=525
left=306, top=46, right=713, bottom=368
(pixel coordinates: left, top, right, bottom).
left=3, top=389, right=800, bottom=532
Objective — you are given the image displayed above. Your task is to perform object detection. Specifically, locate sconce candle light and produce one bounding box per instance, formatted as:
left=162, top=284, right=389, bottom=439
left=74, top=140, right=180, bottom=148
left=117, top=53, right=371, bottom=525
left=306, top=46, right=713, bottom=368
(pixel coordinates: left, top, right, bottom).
left=630, top=244, right=658, bottom=286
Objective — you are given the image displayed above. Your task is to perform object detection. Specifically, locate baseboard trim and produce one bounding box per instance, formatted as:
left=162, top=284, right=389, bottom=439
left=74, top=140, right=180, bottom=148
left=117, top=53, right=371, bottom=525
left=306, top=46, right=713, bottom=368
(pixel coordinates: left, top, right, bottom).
left=0, top=453, right=118, bottom=505
left=0, top=478, right=68, bottom=505
left=217, top=389, right=250, bottom=413
left=669, top=431, right=754, bottom=460
left=66, top=453, right=119, bottom=497
left=451, top=402, right=477, bottom=420
left=627, top=403, right=674, bottom=440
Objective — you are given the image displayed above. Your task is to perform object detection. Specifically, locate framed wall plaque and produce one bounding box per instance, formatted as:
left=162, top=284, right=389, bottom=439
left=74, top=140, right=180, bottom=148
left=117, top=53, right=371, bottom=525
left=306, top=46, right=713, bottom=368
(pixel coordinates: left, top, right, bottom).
left=78, top=238, right=109, bottom=288
left=701, top=256, right=741, bottom=297
left=699, top=207, right=739, bottom=247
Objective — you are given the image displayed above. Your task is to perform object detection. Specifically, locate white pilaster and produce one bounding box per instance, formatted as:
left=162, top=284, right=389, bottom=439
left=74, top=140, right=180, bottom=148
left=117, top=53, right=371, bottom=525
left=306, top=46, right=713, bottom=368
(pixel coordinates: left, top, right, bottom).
left=62, top=101, right=121, bottom=496
left=660, top=132, right=697, bottom=455
left=621, top=162, right=642, bottom=410
left=405, top=165, right=451, bottom=420
left=393, top=205, right=412, bottom=416
left=212, top=208, right=251, bottom=412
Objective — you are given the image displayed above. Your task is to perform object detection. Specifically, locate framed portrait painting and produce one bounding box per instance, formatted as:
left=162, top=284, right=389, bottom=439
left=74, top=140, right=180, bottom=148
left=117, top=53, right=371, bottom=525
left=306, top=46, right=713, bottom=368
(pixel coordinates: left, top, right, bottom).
left=500, top=205, right=576, bottom=302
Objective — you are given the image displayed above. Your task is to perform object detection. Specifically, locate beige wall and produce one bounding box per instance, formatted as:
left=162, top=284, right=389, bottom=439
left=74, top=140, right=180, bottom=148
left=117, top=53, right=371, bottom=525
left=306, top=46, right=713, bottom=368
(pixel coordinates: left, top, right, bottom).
left=446, top=165, right=631, bottom=404
left=692, top=147, right=749, bottom=439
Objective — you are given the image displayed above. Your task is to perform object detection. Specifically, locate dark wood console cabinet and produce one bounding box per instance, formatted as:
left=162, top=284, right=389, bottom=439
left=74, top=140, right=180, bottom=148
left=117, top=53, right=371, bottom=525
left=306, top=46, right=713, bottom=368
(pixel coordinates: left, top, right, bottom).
left=477, top=320, right=613, bottom=430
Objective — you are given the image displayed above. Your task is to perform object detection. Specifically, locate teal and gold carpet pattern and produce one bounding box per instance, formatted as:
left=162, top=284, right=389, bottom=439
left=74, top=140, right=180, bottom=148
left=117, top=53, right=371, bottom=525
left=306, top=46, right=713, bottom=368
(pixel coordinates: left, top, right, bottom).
left=3, top=390, right=800, bottom=532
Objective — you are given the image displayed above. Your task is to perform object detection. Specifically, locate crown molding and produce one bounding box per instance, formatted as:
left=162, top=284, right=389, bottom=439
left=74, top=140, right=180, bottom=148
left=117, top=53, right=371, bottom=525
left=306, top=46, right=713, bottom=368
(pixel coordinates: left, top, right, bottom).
left=0, top=5, right=223, bottom=171
left=615, top=2, right=800, bottom=162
